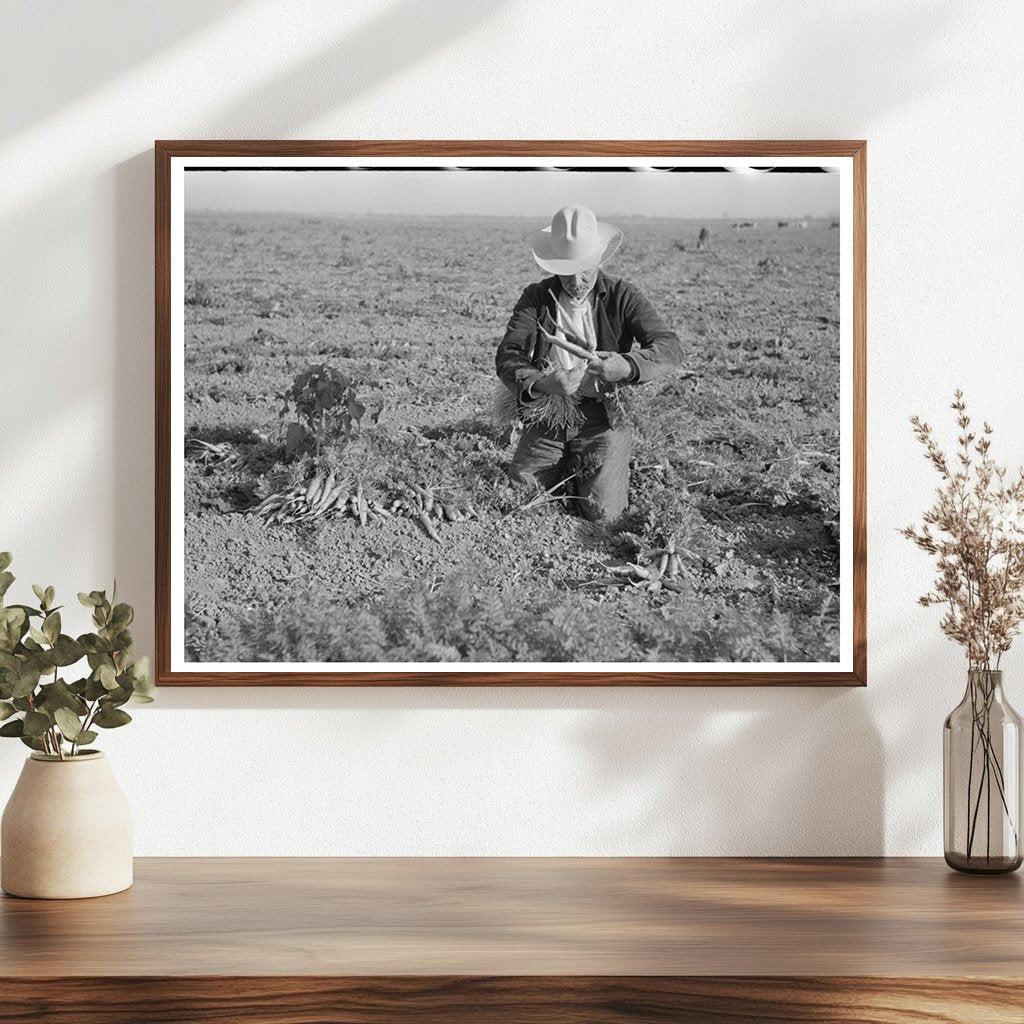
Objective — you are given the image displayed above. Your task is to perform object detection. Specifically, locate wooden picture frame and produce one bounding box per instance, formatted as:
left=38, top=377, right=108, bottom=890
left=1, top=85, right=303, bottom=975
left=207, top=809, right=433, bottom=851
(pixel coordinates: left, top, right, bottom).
left=156, top=140, right=866, bottom=686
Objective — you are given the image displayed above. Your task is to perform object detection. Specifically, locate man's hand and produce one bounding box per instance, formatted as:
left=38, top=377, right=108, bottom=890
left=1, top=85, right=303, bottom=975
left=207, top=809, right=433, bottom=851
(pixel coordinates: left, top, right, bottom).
left=585, top=351, right=633, bottom=384
left=532, top=365, right=586, bottom=396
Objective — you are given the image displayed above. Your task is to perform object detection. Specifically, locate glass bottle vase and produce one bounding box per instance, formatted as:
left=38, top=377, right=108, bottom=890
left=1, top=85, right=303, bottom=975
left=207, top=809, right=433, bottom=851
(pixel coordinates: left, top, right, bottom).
left=944, top=669, right=1023, bottom=873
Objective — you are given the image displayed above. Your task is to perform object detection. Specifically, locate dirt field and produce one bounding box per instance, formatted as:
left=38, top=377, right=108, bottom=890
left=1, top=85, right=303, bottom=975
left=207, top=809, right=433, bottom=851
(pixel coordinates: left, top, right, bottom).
left=182, top=213, right=840, bottom=664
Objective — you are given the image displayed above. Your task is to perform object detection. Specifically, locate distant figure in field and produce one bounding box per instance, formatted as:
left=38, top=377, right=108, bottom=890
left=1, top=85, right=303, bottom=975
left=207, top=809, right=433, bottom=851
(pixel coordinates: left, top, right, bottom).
left=696, top=227, right=710, bottom=251
left=777, top=221, right=789, bottom=229
left=495, top=204, right=682, bottom=522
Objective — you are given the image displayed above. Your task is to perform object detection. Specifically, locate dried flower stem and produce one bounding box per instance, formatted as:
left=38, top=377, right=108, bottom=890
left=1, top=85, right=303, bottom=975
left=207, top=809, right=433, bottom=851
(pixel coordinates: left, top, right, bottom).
left=904, top=391, right=1024, bottom=862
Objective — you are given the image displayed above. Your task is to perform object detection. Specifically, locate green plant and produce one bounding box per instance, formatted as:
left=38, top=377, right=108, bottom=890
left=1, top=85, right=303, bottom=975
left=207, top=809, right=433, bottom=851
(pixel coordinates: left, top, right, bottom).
left=0, top=553, right=153, bottom=759
left=279, top=364, right=377, bottom=460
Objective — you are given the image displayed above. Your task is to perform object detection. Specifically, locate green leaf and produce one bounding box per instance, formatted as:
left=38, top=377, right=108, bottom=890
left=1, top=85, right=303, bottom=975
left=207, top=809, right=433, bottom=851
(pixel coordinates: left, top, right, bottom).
left=31, top=584, right=47, bottom=608
left=127, top=657, right=154, bottom=702
left=110, top=604, right=133, bottom=629
left=0, top=607, right=26, bottom=652
left=49, top=635, right=85, bottom=667
left=22, top=710, right=51, bottom=738
left=42, top=611, right=60, bottom=644
left=83, top=675, right=107, bottom=701
left=7, top=604, right=42, bottom=619
left=104, top=685, right=132, bottom=708
left=74, top=730, right=98, bottom=746
left=79, top=635, right=111, bottom=655
left=54, top=707, right=85, bottom=741
left=0, top=572, right=14, bottom=602
left=92, top=705, right=131, bottom=729
left=0, top=553, right=11, bottom=573
left=28, top=627, right=49, bottom=646
left=36, top=679, right=88, bottom=717
left=19, top=734, right=45, bottom=752
left=44, top=586, right=55, bottom=608
left=0, top=719, right=24, bottom=738
left=98, top=664, right=118, bottom=690
left=0, top=701, right=16, bottom=721
left=78, top=592, right=100, bottom=608
left=0, top=651, right=20, bottom=674
left=11, top=666, right=41, bottom=699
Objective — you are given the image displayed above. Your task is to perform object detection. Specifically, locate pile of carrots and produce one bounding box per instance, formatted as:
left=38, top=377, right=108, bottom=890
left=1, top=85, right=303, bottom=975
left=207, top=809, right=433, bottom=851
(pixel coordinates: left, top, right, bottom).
left=583, top=538, right=689, bottom=594
left=252, top=471, right=478, bottom=541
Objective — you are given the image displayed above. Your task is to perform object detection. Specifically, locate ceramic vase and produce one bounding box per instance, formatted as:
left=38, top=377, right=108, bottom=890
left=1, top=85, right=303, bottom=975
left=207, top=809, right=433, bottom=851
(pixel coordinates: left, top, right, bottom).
left=1, top=751, right=133, bottom=898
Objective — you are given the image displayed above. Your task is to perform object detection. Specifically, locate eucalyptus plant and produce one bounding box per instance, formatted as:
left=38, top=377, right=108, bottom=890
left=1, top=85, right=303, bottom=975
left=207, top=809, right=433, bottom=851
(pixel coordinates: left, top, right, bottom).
left=0, top=552, right=153, bottom=759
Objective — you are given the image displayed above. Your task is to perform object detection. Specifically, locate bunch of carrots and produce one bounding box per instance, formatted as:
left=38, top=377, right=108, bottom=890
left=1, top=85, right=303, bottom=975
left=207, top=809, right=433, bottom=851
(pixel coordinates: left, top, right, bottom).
left=252, top=471, right=478, bottom=540
left=584, top=538, right=689, bottom=594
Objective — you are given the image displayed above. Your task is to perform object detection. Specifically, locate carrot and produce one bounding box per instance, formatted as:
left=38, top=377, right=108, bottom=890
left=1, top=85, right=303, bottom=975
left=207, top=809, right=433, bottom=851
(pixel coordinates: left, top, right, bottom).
left=417, top=510, right=441, bottom=543
left=357, top=484, right=368, bottom=528
left=544, top=333, right=601, bottom=364
left=305, top=473, right=323, bottom=503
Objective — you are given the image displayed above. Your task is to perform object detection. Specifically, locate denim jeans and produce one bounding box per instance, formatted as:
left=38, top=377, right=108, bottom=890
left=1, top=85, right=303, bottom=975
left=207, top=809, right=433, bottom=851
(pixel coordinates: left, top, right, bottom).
left=507, top=399, right=631, bottom=521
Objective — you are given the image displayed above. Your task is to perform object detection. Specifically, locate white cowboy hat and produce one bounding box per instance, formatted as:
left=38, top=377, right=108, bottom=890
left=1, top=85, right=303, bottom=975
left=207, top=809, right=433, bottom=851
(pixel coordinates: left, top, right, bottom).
left=531, top=204, right=622, bottom=274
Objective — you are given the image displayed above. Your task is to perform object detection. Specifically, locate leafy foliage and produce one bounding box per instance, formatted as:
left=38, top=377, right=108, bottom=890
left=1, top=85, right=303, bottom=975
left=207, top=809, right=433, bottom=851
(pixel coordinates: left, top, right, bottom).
left=0, top=553, right=154, bottom=758
left=192, top=569, right=836, bottom=666
left=279, top=364, right=379, bottom=460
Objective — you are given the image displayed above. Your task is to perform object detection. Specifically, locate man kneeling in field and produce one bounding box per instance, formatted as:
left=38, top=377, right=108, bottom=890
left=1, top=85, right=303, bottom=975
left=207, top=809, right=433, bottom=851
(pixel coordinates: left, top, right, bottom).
left=496, top=204, right=683, bottom=521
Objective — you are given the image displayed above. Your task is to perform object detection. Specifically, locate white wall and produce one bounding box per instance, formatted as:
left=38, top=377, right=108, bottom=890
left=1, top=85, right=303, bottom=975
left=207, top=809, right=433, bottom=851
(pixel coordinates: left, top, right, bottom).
left=1, top=0, right=1022, bottom=855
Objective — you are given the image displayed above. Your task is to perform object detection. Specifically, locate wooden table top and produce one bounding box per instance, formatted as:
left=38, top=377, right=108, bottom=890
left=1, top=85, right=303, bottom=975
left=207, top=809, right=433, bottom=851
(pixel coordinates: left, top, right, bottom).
left=1, top=857, right=1021, bottom=978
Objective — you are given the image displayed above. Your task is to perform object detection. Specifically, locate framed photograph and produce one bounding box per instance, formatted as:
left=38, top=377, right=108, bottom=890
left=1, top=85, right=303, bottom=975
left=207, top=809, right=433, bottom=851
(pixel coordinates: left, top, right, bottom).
left=156, top=141, right=865, bottom=686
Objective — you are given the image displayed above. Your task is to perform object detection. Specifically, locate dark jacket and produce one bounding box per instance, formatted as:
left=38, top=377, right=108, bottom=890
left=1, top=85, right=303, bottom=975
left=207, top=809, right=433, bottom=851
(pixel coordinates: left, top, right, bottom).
left=495, top=271, right=683, bottom=399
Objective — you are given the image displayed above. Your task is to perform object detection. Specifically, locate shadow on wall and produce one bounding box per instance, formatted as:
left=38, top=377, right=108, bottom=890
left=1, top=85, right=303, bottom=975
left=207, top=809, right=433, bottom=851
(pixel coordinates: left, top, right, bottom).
left=571, top=687, right=885, bottom=855
left=725, top=0, right=973, bottom=129
left=0, top=1, right=245, bottom=138
left=201, top=0, right=509, bottom=137
left=107, top=0, right=510, bottom=658
left=144, top=681, right=885, bottom=856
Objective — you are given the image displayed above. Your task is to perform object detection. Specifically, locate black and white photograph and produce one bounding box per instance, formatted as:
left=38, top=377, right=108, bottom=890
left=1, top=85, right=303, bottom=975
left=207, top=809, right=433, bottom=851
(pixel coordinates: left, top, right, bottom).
left=160, top=147, right=862, bottom=683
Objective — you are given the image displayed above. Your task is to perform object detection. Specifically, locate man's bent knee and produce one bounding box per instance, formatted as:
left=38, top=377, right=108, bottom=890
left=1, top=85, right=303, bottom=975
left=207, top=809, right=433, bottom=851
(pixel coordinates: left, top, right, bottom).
left=577, top=494, right=628, bottom=523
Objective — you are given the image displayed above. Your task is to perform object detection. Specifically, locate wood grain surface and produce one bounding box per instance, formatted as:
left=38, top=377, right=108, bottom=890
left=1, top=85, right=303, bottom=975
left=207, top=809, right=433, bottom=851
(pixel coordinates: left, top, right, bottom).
left=2, top=857, right=1021, bottom=1023
left=0, top=976, right=1022, bottom=1024
left=155, top=139, right=867, bottom=688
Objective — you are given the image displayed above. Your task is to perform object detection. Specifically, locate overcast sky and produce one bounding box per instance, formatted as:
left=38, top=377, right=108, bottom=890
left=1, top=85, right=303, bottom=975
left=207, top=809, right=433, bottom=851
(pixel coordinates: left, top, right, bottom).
left=185, top=169, right=840, bottom=219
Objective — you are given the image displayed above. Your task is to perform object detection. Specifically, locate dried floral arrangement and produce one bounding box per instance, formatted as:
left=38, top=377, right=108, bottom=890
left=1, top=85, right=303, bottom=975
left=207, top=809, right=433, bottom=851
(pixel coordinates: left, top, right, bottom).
left=902, top=390, right=1024, bottom=669
left=902, top=391, right=1024, bottom=866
